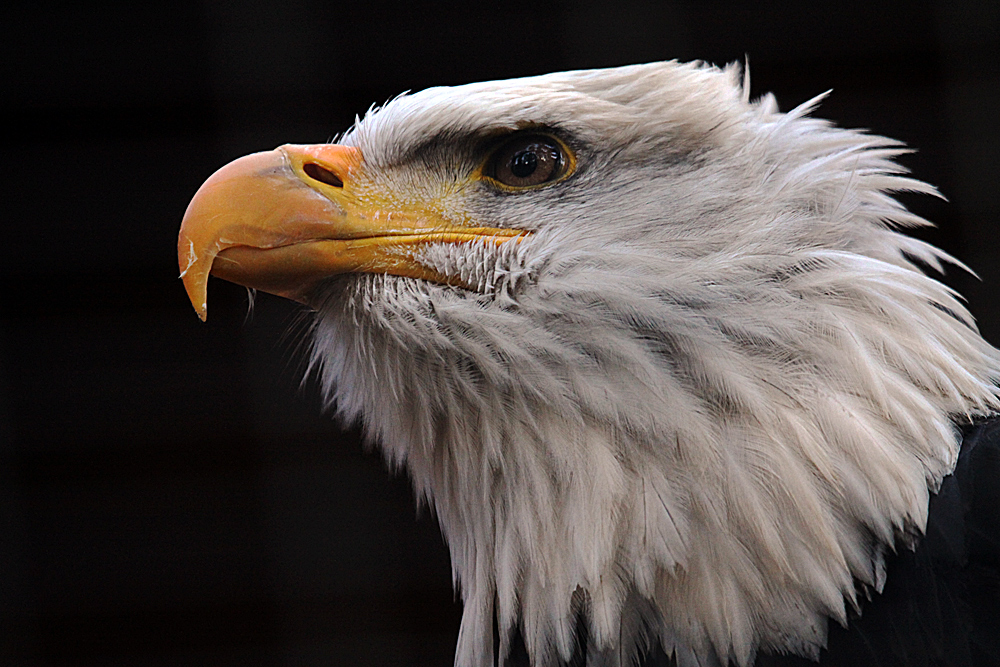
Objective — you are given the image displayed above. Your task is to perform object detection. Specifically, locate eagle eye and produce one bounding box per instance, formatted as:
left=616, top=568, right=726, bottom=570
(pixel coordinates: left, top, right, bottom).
left=486, top=134, right=569, bottom=189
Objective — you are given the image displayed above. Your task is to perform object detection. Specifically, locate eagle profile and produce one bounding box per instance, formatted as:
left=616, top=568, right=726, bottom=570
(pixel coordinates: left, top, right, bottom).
left=178, top=61, right=1000, bottom=666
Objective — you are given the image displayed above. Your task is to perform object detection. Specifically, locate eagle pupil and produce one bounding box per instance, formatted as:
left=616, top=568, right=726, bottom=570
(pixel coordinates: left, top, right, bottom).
left=510, top=150, right=538, bottom=178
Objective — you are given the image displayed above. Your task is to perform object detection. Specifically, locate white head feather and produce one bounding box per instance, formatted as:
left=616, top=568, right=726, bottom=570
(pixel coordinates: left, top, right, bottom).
left=305, top=61, right=1000, bottom=666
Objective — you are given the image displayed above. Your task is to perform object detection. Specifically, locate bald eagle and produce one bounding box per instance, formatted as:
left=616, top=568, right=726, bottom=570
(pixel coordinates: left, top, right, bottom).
left=178, top=61, right=1000, bottom=666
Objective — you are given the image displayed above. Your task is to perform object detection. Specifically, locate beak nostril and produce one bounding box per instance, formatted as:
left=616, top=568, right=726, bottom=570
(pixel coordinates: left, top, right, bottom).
left=303, top=162, right=344, bottom=188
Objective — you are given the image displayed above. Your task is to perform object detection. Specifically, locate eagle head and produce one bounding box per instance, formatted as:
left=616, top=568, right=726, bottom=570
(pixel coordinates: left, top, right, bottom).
left=178, top=61, right=1000, bottom=666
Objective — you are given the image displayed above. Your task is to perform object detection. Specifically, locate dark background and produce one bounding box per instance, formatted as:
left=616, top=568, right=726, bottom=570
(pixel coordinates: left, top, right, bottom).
left=1, top=1, right=998, bottom=665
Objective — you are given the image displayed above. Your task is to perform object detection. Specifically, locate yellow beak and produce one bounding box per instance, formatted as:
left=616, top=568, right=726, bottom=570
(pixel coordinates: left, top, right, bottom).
left=178, top=144, right=525, bottom=321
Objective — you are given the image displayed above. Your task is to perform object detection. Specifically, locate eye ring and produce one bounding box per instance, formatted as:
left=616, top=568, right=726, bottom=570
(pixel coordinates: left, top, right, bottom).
left=482, top=133, right=574, bottom=190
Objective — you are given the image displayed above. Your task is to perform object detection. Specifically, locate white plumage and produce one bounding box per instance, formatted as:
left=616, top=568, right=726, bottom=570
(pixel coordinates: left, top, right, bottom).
left=183, top=61, right=1000, bottom=666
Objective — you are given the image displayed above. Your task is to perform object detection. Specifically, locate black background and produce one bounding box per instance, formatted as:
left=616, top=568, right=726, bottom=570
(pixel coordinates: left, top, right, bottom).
left=2, top=1, right=998, bottom=665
